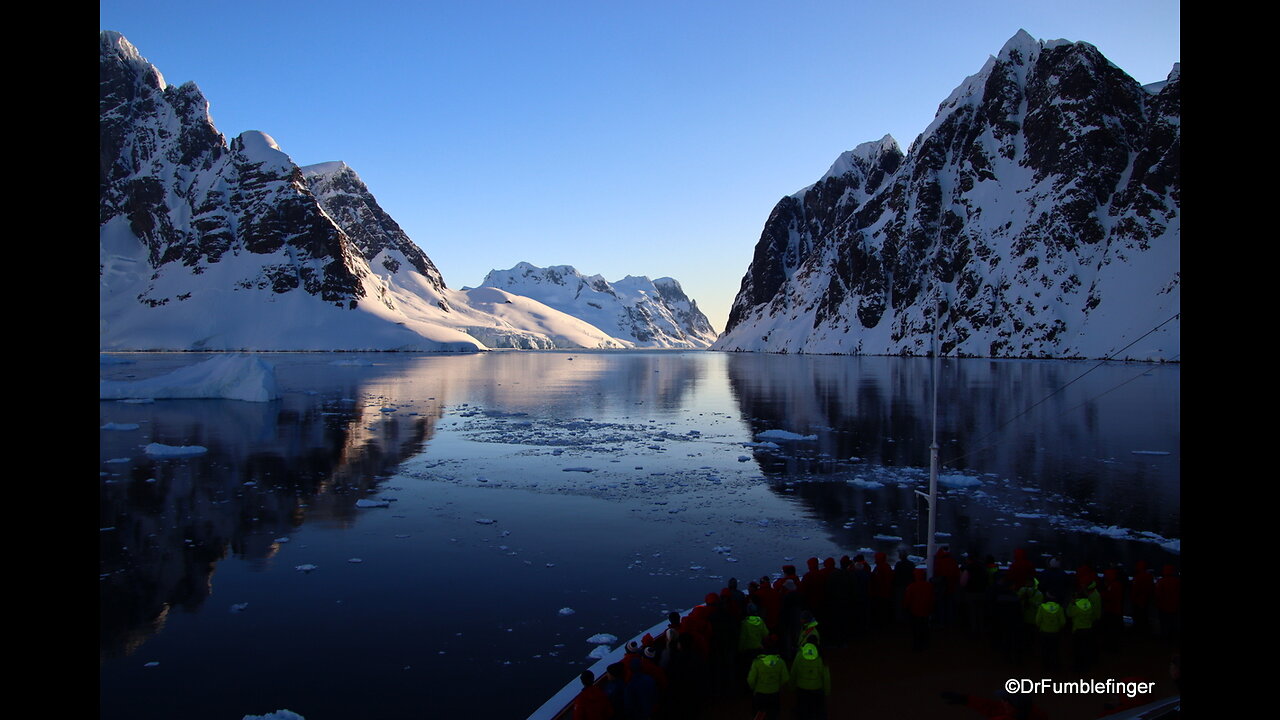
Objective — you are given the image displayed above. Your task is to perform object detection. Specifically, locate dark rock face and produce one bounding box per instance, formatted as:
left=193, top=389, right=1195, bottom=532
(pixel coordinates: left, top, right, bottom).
left=302, top=162, right=446, bottom=294
left=717, top=32, right=1179, bottom=360
left=99, top=31, right=367, bottom=308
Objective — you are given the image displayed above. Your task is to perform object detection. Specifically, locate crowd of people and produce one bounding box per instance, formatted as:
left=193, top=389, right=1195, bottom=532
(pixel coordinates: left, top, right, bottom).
left=569, top=548, right=1182, bottom=720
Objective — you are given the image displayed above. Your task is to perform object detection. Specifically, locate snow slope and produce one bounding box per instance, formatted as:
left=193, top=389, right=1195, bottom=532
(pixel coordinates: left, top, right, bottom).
left=481, top=263, right=718, bottom=348
left=715, top=30, right=1179, bottom=360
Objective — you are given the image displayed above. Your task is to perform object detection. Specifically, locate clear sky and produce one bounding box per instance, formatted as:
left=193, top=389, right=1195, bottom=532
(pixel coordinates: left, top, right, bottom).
left=99, top=0, right=1179, bottom=332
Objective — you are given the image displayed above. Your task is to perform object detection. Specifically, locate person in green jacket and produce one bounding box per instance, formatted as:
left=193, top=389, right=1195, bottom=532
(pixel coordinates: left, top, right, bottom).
left=790, top=642, right=831, bottom=720
left=1034, top=595, right=1065, bottom=672
left=747, top=644, right=789, bottom=720
left=1016, top=578, right=1043, bottom=664
left=1068, top=593, right=1097, bottom=672
left=737, top=613, right=770, bottom=688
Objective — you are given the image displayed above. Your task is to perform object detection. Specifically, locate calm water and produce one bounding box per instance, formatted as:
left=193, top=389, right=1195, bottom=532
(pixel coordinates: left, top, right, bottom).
left=99, top=351, right=1179, bottom=719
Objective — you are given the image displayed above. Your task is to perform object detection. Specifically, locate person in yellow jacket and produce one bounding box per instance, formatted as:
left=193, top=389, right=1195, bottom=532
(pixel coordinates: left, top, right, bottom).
left=1016, top=578, right=1043, bottom=664
left=737, top=613, right=770, bottom=690
left=1067, top=594, right=1097, bottom=672
left=747, top=644, right=789, bottom=720
left=790, top=642, right=831, bottom=720
left=1034, top=595, right=1065, bottom=672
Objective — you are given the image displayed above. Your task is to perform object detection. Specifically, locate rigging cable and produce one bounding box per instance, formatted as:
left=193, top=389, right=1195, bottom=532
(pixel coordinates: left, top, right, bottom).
left=940, top=311, right=1179, bottom=468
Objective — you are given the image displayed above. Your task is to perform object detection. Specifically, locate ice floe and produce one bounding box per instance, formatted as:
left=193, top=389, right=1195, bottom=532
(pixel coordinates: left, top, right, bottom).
left=756, top=430, right=817, bottom=441
left=100, top=354, right=280, bottom=402
left=144, top=443, right=208, bottom=457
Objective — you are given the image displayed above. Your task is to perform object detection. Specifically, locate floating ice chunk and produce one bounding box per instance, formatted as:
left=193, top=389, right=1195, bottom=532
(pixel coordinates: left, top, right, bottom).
left=873, top=534, right=902, bottom=541
left=274, top=537, right=289, bottom=543
left=144, top=661, right=159, bottom=667
left=144, top=443, right=208, bottom=457
left=756, top=429, right=817, bottom=441
left=1131, top=450, right=1171, bottom=456
left=100, top=354, right=280, bottom=402
left=242, top=711, right=306, bottom=720
left=348, top=558, right=363, bottom=563
left=935, top=532, right=951, bottom=537
left=849, top=479, right=883, bottom=489
left=355, top=499, right=389, bottom=508
left=295, top=564, right=318, bottom=573
left=586, top=633, right=617, bottom=644
left=230, top=603, right=249, bottom=613
left=101, top=423, right=139, bottom=431
left=587, top=645, right=611, bottom=659
left=105, top=457, right=131, bottom=464
left=558, top=607, right=575, bottom=616
left=475, top=518, right=496, bottom=525
left=938, top=473, right=982, bottom=487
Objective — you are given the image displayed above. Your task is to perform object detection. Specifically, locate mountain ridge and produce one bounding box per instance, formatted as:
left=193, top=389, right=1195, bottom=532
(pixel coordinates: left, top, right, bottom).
left=713, top=30, right=1179, bottom=360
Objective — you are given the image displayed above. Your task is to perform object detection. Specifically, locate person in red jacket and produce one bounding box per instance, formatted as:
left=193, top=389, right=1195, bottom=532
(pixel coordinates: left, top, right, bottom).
left=871, top=551, right=894, bottom=629
left=934, top=547, right=961, bottom=628
left=1100, top=567, right=1125, bottom=653
left=800, top=557, right=828, bottom=621
left=773, top=565, right=801, bottom=593
left=755, top=576, right=782, bottom=632
left=1131, top=561, right=1155, bottom=637
left=904, top=567, right=935, bottom=651
left=1007, top=548, right=1035, bottom=589
left=1155, top=564, right=1180, bottom=643
left=573, top=669, right=614, bottom=720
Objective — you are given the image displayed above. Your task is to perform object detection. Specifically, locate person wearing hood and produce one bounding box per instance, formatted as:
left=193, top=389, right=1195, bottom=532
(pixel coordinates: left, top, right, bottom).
left=904, top=567, right=935, bottom=651
left=1015, top=578, right=1043, bottom=665
left=1066, top=591, right=1097, bottom=672
left=790, top=642, right=831, bottom=720
left=934, top=547, right=962, bottom=627
left=746, top=639, right=789, bottom=720
left=1007, top=548, right=1035, bottom=589
left=1035, top=594, right=1066, bottom=672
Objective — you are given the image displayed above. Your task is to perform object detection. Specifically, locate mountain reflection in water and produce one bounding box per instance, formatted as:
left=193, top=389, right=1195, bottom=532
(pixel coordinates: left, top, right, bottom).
left=99, top=351, right=1178, bottom=719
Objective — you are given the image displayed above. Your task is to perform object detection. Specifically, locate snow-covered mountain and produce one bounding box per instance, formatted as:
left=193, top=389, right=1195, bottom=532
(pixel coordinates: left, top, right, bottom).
left=714, top=30, right=1179, bottom=360
left=99, top=31, right=622, bottom=351
left=480, top=263, right=719, bottom=348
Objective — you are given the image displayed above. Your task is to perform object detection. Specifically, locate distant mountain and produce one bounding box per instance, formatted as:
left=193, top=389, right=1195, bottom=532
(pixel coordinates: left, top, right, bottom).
left=480, top=263, right=719, bottom=348
left=714, top=30, right=1179, bottom=360
left=99, top=31, right=621, bottom=351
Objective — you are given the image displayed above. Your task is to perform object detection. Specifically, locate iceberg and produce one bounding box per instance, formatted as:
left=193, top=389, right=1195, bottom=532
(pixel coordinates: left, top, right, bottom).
left=100, top=354, right=280, bottom=402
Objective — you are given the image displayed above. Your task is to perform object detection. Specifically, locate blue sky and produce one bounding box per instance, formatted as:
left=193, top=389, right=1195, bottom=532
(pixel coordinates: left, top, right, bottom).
left=100, top=0, right=1179, bottom=331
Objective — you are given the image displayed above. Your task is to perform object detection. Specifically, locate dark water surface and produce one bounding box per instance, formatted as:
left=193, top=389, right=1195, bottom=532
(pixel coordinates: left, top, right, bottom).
left=99, top=351, right=1179, bottom=719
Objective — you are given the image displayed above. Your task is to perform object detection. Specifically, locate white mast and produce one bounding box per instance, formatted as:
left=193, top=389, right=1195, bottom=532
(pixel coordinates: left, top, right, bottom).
left=916, top=295, right=942, bottom=579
